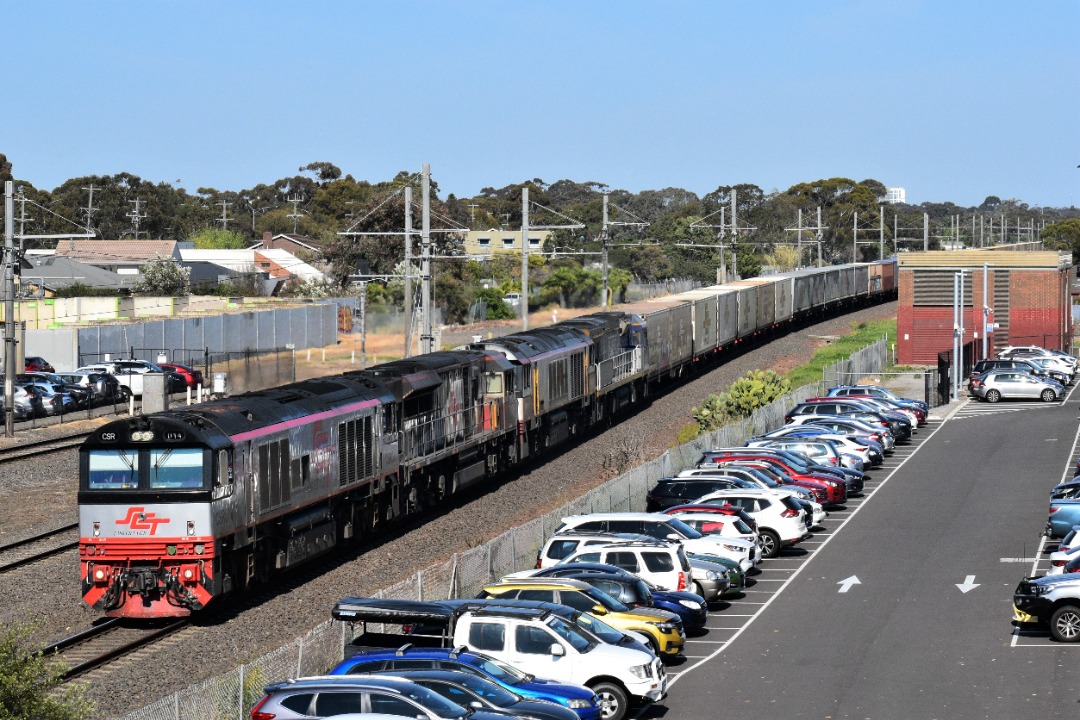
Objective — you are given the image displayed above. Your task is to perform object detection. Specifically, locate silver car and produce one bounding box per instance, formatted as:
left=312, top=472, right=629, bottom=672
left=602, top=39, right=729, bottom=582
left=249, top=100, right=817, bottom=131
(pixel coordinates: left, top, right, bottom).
left=971, top=369, right=1062, bottom=403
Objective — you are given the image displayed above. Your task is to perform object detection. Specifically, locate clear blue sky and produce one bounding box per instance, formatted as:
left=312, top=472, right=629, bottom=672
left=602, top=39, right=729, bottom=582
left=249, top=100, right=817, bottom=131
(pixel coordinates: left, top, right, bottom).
left=2, top=1, right=1078, bottom=208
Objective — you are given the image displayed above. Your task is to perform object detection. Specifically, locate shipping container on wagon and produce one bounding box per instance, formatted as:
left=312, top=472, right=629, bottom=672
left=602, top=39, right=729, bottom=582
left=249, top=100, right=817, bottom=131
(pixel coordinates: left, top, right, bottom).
left=701, top=286, right=740, bottom=346
left=731, top=278, right=776, bottom=329
left=653, top=289, right=720, bottom=356
left=773, top=275, right=794, bottom=323
left=730, top=284, right=758, bottom=338
left=618, top=300, right=694, bottom=379
left=852, top=264, right=869, bottom=297
left=837, top=265, right=854, bottom=300
left=881, top=258, right=897, bottom=292
left=867, top=262, right=884, bottom=294
left=824, top=268, right=844, bottom=304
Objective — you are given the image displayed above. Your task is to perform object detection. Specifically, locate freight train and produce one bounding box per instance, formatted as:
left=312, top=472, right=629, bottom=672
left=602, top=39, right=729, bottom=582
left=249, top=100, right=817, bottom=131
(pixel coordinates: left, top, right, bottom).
left=78, top=260, right=897, bottom=618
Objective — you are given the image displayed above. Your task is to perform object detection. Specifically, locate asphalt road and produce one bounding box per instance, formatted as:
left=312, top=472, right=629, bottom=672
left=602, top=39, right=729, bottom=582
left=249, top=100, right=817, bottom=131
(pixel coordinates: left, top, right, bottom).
left=650, top=387, right=1080, bottom=719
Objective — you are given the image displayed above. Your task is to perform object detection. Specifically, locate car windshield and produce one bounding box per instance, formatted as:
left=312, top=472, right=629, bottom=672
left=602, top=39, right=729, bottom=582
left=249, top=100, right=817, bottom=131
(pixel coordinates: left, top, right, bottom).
left=388, top=683, right=468, bottom=717
left=87, top=449, right=139, bottom=490
left=445, top=674, right=520, bottom=705
left=662, top=517, right=702, bottom=539
left=584, top=585, right=630, bottom=612
left=148, top=448, right=204, bottom=489
left=476, top=656, right=530, bottom=684
left=547, top=616, right=594, bottom=652
left=574, top=612, right=625, bottom=644
left=732, top=518, right=754, bottom=534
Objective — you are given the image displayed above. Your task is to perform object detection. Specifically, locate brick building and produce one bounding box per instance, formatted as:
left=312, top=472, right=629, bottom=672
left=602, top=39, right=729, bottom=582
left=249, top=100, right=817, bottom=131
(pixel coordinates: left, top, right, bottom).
left=897, top=250, right=1073, bottom=365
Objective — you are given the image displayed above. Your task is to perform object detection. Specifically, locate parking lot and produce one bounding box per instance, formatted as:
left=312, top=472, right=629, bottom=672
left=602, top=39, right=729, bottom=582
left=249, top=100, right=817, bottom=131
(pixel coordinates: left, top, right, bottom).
left=648, top=391, right=1080, bottom=718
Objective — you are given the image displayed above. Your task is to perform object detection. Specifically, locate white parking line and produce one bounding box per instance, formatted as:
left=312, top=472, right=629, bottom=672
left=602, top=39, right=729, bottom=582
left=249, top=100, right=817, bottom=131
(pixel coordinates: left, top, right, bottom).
left=666, top=420, right=948, bottom=690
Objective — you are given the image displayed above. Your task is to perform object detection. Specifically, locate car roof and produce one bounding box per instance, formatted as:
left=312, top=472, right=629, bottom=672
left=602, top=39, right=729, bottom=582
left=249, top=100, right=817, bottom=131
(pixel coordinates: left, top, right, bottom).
left=569, top=541, right=672, bottom=552
left=265, top=675, right=426, bottom=692
left=561, top=512, right=671, bottom=523
left=485, top=577, right=594, bottom=590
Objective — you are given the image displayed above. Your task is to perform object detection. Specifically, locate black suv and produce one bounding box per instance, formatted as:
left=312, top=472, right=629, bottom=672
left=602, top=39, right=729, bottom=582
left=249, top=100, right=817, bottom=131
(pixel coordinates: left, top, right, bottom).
left=646, top=476, right=756, bottom=511
left=969, top=358, right=1068, bottom=390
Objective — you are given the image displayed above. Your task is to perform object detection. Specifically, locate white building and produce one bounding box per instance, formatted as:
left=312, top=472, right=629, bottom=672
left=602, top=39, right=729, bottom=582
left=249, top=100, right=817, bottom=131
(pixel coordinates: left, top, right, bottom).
left=885, top=187, right=907, bottom=204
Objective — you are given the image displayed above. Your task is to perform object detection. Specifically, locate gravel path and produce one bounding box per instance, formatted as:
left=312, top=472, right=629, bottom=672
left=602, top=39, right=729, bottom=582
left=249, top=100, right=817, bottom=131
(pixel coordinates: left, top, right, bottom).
left=0, top=302, right=895, bottom=718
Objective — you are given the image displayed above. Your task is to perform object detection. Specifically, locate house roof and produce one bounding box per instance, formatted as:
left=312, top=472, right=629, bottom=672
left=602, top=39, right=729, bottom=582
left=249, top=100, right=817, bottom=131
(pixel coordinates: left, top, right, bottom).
left=248, top=233, right=325, bottom=252
left=54, top=240, right=181, bottom=263
left=179, top=248, right=326, bottom=283
left=24, top=255, right=136, bottom=290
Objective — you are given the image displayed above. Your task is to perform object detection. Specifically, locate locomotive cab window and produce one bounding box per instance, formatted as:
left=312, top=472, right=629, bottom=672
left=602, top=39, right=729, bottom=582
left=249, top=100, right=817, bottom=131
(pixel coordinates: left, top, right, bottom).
left=149, top=448, right=205, bottom=490
left=87, top=450, right=139, bottom=490
left=485, top=372, right=503, bottom=395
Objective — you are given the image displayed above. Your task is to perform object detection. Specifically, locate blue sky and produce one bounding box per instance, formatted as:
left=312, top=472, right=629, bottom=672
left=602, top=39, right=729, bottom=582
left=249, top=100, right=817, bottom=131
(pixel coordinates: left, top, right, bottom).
left=2, top=1, right=1078, bottom=207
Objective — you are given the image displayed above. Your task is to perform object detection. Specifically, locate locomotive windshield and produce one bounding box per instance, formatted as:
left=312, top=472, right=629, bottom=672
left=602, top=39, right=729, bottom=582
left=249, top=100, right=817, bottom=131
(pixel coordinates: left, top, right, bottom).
left=87, top=450, right=140, bottom=490
left=149, top=449, right=204, bottom=489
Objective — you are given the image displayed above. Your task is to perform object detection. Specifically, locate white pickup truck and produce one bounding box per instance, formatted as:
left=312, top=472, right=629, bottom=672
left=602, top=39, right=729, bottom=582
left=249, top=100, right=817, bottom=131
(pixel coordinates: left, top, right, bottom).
left=333, top=597, right=667, bottom=720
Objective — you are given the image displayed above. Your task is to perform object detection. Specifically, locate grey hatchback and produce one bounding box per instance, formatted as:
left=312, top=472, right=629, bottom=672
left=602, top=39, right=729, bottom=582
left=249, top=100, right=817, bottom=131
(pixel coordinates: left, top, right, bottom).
left=970, top=369, right=1062, bottom=403
left=250, top=675, right=516, bottom=719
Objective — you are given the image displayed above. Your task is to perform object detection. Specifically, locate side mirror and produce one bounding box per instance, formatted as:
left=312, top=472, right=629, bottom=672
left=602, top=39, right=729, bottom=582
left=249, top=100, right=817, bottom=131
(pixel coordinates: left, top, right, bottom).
left=469, top=701, right=484, bottom=709
left=550, top=643, right=565, bottom=657
left=591, top=605, right=608, bottom=616
left=666, top=534, right=682, bottom=542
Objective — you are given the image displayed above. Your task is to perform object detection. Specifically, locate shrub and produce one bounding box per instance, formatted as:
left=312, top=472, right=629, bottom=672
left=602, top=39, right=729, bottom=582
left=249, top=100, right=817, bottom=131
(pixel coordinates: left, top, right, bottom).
left=0, top=622, right=94, bottom=719
left=692, top=369, right=791, bottom=433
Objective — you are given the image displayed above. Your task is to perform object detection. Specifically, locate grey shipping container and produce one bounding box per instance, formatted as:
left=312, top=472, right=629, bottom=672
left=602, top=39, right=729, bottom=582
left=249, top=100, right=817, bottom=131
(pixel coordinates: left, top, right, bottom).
left=620, top=300, right=693, bottom=378
left=773, top=276, right=794, bottom=323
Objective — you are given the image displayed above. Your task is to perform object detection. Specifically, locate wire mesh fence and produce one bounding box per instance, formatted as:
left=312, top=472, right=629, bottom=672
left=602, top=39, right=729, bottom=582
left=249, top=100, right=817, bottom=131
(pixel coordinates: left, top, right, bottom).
left=117, top=340, right=886, bottom=720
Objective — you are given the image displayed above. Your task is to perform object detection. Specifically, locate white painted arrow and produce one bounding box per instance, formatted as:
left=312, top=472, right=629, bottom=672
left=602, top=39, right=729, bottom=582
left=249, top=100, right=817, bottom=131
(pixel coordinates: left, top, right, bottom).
left=837, top=575, right=861, bottom=593
left=956, top=575, right=980, bottom=593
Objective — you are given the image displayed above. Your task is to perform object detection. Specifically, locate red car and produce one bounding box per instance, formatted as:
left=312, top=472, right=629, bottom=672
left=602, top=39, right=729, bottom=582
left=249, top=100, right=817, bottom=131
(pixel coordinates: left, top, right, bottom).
left=158, top=362, right=204, bottom=389
left=660, top=503, right=758, bottom=533
left=700, top=450, right=846, bottom=505
left=24, top=356, right=55, bottom=373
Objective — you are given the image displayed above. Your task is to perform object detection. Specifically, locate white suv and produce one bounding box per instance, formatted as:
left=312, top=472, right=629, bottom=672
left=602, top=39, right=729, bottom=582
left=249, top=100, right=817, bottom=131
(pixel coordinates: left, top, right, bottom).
left=665, top=511, right=758, bottom=545
left=693, top=489, right=812, bottom=558
left=554, top=513, right=759, bottom=572
left=558, top=540, right=693, bottom=592
left=677, top=467, right=828, bottom=528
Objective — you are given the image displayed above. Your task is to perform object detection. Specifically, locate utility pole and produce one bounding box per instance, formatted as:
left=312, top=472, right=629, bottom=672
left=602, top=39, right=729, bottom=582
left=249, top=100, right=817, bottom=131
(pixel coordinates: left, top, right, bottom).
left=796, top=208, right=803, bottom=268
left=421, top=164, right=434, bottom=353
left=879, top=206, right=884, bottom=259
left=923, top=213, right=929, bottom=251
left=894, top=214, right=899, bottom=254
left=359, top=280, right=368, bottom=368
left=601, top=192, right=610, bottom=307
left=82, top=184, right=98, bottom=234
left=286, top=194, right=304, bottom=234
left=404, top=186, right=414, bottom=358
left=816, top=206, right=823, bottom=266
left=719, top=207, right=726, bottom=282
left=217, top=200, right=232, bottom=230
left=15, top=188, right=32, bottom=239
left=730, top=190, right=738, bottom=280
left=467, top=203, right=479, bottom=228
left=852, top=211, right=858, bottom=263
left=521, top=187, right=530, bottom=331
left=128, top=198, right=146, bottom=239
left=4, top=181, right=15, bottom=437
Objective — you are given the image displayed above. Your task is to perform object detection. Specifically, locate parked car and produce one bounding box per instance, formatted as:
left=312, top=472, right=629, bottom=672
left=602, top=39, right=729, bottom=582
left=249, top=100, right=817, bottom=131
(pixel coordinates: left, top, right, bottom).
left=1048, top=499, right=1080, bottom=538
left=748, top=437, right=865, bottom=472
left=477, top=577, right=685, bottom=661
left=673, top=468, right=826, bottom=527
left=554, top=513, right=758, bottom=572
left=826, top=384, right=928, bottom=416
left=969, top=358, right=1069, bottom=389
left=328, top=645, right=600, bottom=719
left=550, top=540, right=693, bottom=593
left=23, top=356, right=54, bottom=373
left=698, top=450, right=848, bottom=505
left=356, top=669, right=581, bottom=720
left=158, top=362, right=204, bottom=389
left=646, top=476, right=756, bottom=512
left=18, top=379, right=75, bottom=415
left=1046, top=527, right=1080, bottom=576
left=249, top=674, right=521, bottom=720
left=751, top=427, right=882, bottom=466
left=786, top=415, right=895, bottom=452
left=1013, top=573, right=1080, bottom=642
left=970, top=369, right=1062, bottom=403
left=999, top=346, right=1077, bottom=371
left=57, top=371, right=122, bottom=403
left=692, top=489, right=812, bottom=558
left=785, top=400, right=912, bottom=440
left=0, top=381, right=44, bottom=420
left=22, top=372, right=91, bottom=408
left=658, top=503, right=759, bottom=534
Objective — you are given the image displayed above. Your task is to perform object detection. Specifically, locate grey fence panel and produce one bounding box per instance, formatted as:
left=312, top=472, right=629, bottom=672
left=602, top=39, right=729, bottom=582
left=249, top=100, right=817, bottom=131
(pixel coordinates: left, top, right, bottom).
left=124, top=324, right=146, bottom=357
left=25, top=328, right=77, bottom=371
left=274, top=308, right=293, bottom=350
left=203, top=314, right=224, bottom=352
left=514, top=516, right=546, bottom=572
left=319, top=304, right=338, bottom=346
left=141, top=321, right=166, bottom=356
left=161, top=318, right=185, bottom=352
left=256, top=311, right=276, bottom=352
left=224, top=312, right=256, bottom=352
left=457, top=545, right=492, bottom=599
left=182, top=317, right=205, bottom=353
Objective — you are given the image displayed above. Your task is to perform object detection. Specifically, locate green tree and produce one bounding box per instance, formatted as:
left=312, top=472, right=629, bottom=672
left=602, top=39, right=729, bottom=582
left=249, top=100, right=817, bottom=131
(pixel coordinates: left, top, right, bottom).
left=0, top=622, right=94, bottom=719
left=475, top=287, right=516, bottom=319
left=1042, top=218, right=1080, bottom=261
left=134, top=256, right=190, bottom=296
left=189, top=228, right=248, bottom=249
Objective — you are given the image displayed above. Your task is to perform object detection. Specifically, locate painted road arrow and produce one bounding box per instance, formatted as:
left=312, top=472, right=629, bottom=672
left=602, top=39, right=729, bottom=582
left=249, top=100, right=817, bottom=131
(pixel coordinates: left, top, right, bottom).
left=837, top=575, right=861, bottom=593
left=956, top=575, right=980, bottom=593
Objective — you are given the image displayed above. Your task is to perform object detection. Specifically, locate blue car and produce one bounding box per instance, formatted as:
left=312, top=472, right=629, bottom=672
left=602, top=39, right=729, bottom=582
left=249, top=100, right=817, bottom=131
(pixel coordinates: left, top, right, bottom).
left=328, top=645, right=601, bottom=720
left=1048, top=499, right=1080, bottom=539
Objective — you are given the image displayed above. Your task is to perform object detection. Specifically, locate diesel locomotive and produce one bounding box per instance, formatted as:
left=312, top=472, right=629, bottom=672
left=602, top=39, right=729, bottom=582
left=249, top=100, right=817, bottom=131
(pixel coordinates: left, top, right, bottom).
left=78, top=260, right=897, bottom=618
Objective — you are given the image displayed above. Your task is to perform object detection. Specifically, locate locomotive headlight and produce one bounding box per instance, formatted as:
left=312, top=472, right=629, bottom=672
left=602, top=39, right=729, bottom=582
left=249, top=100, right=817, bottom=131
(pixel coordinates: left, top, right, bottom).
left=131, top=430, right=155, bottom=442
left=183, top=569, right=194, bottom=580
left=186, top=521, right=195, bottom=536
left=92, top=522, right=100, bottom=537
left=93, top=568, right=106, bottom=581
left=194, top=544, right=205, bottom=555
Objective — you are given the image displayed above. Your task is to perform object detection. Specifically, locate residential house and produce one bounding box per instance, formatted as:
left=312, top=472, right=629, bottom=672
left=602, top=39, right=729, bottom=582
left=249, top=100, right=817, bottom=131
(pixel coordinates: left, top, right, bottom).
left=54, top=239, right=188, bottom=275
left=463, top=229, right=551, bottom=257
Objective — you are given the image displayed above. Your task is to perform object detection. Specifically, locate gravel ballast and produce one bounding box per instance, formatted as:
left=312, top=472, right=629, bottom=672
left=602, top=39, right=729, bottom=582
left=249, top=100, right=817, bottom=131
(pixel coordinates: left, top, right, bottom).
left=0, top=302, right=896, bottom=718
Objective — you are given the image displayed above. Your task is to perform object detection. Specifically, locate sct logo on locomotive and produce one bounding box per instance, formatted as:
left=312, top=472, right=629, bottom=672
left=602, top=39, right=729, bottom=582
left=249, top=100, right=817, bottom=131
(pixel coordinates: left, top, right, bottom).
left=115, top=507, right=170, bottom=535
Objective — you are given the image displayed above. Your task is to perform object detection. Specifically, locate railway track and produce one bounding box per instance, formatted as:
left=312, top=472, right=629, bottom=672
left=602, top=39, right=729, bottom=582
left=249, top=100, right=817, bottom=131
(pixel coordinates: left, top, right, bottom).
left=47, top=618, right=189, bottom=680
left=0, top=432, right=91, bottom=463
left=0, top=523, right=79, bottom=573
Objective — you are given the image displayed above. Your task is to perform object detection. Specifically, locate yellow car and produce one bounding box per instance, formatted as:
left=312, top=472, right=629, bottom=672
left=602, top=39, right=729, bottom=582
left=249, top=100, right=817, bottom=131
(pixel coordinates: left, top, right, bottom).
left=478, top=578, right=685, bottom=659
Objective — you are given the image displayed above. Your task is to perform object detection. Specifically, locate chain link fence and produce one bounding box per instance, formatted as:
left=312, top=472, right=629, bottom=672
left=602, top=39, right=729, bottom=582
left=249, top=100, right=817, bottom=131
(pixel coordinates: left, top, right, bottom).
left=118, top=340, right=886, bottom=720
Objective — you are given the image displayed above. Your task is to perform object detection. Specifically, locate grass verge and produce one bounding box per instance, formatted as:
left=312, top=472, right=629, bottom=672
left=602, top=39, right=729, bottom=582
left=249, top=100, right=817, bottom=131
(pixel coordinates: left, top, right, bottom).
left=784, top=318, right=897, bottom=389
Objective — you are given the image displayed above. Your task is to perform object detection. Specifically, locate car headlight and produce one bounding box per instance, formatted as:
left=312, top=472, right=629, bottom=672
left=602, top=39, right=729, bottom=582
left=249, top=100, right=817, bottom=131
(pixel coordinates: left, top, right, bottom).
left=566, top=699, right=594, bottom=709
left=629, top=663, right=651, bottom=679
left=678, top=599, right=704, bottom=610
left=722, top=544, right=742, bottom=553
left=704, top=570, right=720, bottom=580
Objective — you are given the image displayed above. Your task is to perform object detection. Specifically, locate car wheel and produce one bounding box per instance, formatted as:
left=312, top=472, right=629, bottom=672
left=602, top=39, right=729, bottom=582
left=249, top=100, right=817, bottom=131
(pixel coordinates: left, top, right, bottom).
left=693, top=580, right=706, bottom=598
left=985, top=389, right=1000, bottom=403
left=119, top=386, right=132, bottom=401
left=1050, top=604, right=1080, bottom=642
left=759, top=530, right=781, bottom=558
left=591, top=681, right=629, bottom=720
left=1042, top=389, right=1057, bottom=402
